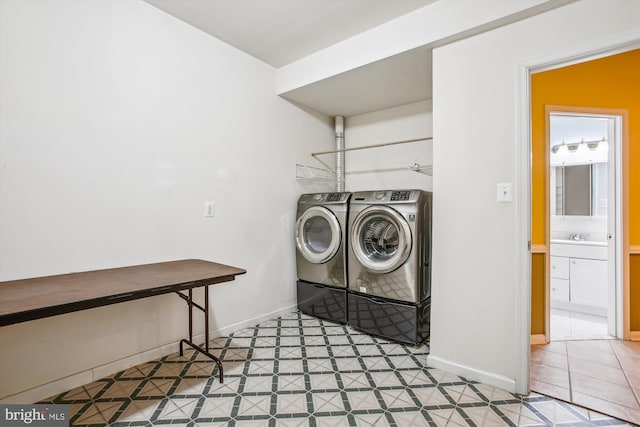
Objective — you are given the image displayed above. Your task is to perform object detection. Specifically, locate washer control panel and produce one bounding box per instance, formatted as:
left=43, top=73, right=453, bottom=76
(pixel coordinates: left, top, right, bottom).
left=300, top=192, right=351, bottom=205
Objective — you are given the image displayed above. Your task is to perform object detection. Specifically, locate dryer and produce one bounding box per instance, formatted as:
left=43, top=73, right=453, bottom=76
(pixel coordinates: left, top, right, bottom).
left=347, top=189, right=432, bottom=344
left=295, top=192, right=350, bottom=323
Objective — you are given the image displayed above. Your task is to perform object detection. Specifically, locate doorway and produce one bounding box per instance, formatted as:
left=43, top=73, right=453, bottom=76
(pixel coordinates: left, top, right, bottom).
left=547, top=111, right=622, bottom=341
left=531, top=107, right=638, bottom=423
left=526, top=48, right=639, bottom=423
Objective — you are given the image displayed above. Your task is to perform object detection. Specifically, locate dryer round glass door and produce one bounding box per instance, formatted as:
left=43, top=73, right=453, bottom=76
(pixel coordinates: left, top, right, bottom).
left=351, top=206, right=412, bottom=273
left=295, top=206, right=342, bottom=264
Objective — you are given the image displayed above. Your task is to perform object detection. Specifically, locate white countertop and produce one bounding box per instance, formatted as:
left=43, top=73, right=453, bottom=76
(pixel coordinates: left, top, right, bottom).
left=550, top=239, right=607, bottom=247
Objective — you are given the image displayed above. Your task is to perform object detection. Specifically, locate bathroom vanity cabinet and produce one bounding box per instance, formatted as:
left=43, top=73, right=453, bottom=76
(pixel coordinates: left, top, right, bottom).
left=550, top=242, right=608, bottom=317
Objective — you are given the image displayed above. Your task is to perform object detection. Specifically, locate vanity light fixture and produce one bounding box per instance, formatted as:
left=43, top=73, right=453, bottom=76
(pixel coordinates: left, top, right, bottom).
left=587, top=136, right=605, bottom=150
left=551, top=136, right=606, bottom=154
left=551, top=141, right=565, bottom=153
left=566, top=142, right=580, bottom=152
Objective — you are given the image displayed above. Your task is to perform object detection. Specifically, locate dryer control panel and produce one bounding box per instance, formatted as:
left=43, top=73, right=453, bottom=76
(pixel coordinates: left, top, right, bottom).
left=352, top=190, right=419, bottom=204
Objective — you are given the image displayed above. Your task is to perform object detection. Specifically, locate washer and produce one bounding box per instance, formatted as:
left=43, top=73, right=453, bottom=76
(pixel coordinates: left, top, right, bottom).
left=295, top=192, right=350, bottom=323
left=347, top=189, right=432, bottom=344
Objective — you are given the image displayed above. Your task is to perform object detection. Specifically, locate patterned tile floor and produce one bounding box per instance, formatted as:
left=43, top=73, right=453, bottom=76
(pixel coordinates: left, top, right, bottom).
left=41, top=312, right=634, bottom=426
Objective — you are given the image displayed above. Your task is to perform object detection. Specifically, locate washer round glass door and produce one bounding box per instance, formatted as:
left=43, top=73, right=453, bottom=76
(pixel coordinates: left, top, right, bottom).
left=351, top=206, right=412, bottom=273
left=295, top=206, right=342, bottom=264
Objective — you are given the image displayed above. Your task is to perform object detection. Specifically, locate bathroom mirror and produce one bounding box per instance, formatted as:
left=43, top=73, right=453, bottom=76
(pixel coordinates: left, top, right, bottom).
left=551, top=163, right=608, bottom=217
left=549, top=113, right=611, bottom=218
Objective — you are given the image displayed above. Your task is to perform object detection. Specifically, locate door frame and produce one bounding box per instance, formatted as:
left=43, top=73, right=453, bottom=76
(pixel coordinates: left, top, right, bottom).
left=544, top=106, right=627, bottom=341
left=515, top=31, right=639, bottom=395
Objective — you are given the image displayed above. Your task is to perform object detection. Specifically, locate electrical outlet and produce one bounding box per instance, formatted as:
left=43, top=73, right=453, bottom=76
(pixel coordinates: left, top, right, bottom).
left=204, top=201, right=215, bottom=218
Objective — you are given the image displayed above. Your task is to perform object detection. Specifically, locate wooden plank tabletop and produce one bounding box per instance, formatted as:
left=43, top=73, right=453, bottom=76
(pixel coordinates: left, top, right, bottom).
left=0, top=259, right=246, bottom=326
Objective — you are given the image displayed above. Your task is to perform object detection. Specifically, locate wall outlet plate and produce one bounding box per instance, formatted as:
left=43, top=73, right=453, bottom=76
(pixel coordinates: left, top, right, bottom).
left=204, top=201, right=215, bottom=217
left=497, top=183, right=513, bottom=202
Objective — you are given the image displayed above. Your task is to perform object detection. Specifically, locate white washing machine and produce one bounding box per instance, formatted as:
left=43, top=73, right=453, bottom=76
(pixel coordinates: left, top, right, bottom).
left=347, top=189, right=432, bottom=344
left=295, top=192, right=350, bottom=323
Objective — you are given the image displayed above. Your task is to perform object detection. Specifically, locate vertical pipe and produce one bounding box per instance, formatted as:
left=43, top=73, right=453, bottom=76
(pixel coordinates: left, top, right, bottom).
left=335, top=116, right=345, bottom=192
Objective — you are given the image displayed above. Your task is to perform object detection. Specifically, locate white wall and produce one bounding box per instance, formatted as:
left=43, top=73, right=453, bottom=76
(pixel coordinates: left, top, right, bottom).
left=344, top=100, right=433, bottom=192
left=0, top=0, right=332, bottom=401
left=429, top=0, right=639, bottom=392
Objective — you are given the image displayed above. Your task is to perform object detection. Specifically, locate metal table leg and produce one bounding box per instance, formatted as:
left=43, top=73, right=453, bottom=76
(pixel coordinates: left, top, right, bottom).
left=177, top=286, right=224, bottom=383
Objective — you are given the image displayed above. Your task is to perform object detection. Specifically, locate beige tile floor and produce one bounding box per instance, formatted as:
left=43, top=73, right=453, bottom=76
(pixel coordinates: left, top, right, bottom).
left=531, top=339, right=640, bottom=425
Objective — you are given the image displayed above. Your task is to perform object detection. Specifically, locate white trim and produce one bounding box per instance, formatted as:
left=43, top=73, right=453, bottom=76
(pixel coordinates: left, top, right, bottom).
left=0, top=304, right=297, bottom=404
left=515, top=28, right=640, bottom=397
left=607, top=114, right=623, bottom=338
left=515, top=55, right=532, bottom=396
left=613, top=115, right=624, bottom=339
left=526, top=29, right=640, bottom=74
left=427, top=354, right=516, bottom=394
left=0, top=371, right=95, bottom=405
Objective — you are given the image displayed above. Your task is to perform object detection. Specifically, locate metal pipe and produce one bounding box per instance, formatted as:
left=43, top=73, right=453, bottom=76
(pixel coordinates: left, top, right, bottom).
left=335, top=116, right=345, bottom=192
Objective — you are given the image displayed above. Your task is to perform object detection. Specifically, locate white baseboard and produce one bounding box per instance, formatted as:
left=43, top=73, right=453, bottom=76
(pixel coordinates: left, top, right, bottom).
left=0, top=371, right=95, bottom=405
left=426, top=354, right=516, bottom=394
left=0, top=305, right=297, bottom=404
left=211, top=304, right=297, bottom=336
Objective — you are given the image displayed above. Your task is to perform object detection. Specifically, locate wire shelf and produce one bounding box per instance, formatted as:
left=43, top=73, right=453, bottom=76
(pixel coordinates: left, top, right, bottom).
left=409, top=163, right=433, bottom=176
left=296, top=164, right=336, bottom=184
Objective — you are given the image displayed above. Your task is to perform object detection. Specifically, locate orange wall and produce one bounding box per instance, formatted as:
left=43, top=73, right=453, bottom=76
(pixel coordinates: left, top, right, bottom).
left=632, top=255, right=640, bottom=328
left=531, top=49, right=640, bottom=334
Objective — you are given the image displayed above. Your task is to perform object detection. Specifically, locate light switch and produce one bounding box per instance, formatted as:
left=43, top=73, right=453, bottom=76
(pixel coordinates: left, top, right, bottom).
left=497, top=183, right=513, bottom=202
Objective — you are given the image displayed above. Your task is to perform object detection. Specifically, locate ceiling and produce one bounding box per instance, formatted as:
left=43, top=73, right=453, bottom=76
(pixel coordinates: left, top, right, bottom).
left=144, top=0, right=434, bottom=68
left=143, top=0, right=570, bottom=117
left=280, top=45, right=432, bottom=117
